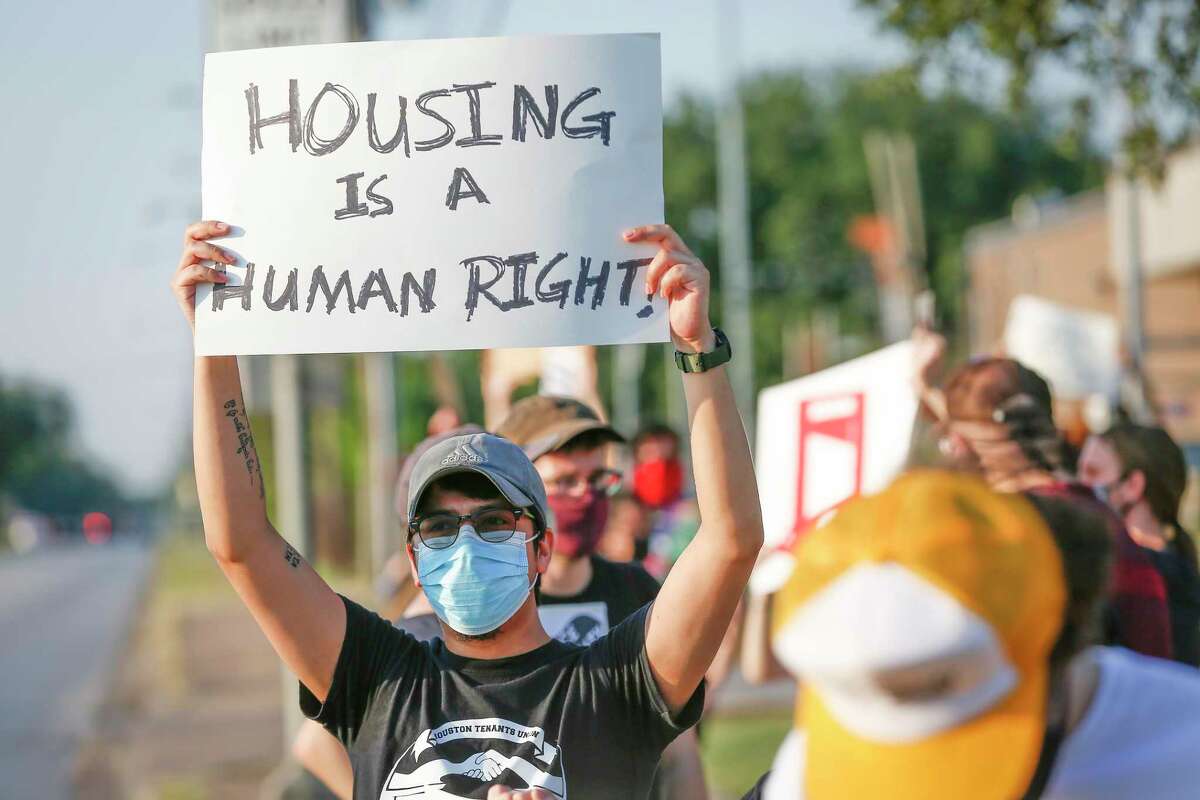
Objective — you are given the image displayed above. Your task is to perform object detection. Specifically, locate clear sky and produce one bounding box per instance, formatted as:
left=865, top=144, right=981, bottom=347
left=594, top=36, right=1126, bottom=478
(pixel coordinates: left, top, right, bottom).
left=0, top=0, right=914, bottom=494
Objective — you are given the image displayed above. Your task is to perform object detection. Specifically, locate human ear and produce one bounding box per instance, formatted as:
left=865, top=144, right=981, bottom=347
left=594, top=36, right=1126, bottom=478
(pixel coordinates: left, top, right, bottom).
left=406, top=541, right=422, bottom=588
left=536, top=529, right=555, bottom=572
left=1125, top=470, right=1147, bottom=503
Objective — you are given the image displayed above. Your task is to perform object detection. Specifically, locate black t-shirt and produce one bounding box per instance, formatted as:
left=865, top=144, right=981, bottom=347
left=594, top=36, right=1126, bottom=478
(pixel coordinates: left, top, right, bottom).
left=394, top=612, right=443, bottom=643
left=303, top=596, right=703, bottom=800
left=1151, top=542, right=1200, bottom=667
left=538, top=555, right=661, bottom=646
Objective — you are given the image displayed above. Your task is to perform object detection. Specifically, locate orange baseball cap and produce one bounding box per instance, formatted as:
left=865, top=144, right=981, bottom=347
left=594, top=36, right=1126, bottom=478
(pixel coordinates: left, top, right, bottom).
left=771, top=470, right=1066, bottom=800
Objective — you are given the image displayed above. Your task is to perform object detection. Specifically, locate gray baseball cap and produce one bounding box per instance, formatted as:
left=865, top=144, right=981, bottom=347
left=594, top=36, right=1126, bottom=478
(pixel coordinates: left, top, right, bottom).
left=406, top=432, right=551, bottom=528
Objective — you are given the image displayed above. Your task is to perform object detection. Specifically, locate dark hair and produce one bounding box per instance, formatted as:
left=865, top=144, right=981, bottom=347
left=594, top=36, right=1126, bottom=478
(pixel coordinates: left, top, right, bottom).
left=1024, top=493, right=1113, bottom=666
left=1101, top=423, right=1197, bottom=572
left=943, top=358, right=1066, bottom=473
left=944, top=357, right=1053, bottom=421
left=632, top=422, right=681, bottom=451
left=414, top=472, right=503, bottom=515
left=558, top=428, right=619, bottom=454
left=412, top=472, right=544, bottom=534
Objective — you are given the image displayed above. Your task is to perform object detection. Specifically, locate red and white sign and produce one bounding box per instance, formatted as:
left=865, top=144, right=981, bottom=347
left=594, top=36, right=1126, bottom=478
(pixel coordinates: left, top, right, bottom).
left=794, top=393, right=865, bottom=536
left=751, top=342, right=917, bottom=594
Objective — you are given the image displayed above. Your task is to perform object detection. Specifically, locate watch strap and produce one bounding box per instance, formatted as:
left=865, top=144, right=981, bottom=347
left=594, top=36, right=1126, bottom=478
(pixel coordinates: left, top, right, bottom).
left=675, top=328, right=732, bottom=373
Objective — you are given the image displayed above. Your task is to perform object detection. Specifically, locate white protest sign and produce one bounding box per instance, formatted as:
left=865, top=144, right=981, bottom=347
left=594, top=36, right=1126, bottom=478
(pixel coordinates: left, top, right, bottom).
left=750, top=342, right=918, bottom=594
left=1003, top=295, right=1119, bottom=400
left=197, top=34, right=667, bottom=356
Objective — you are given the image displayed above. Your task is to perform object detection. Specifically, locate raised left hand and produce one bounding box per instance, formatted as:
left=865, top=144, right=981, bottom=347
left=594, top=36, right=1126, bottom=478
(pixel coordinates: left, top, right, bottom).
left=624, top=224, right=715, bottom=354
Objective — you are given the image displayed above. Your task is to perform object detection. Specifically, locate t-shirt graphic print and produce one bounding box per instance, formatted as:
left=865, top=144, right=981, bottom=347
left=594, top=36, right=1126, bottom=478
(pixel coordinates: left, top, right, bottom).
left=380, top=717, right=566, bottom=799
left=537, top=556, right=660, bottom=648
left=302, top=596, right=702, bottom=800
left=539, top=601, right=609, bottom=647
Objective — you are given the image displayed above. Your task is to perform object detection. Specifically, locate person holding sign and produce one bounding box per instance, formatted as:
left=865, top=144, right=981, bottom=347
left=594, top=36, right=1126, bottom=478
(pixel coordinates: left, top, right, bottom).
left=171, top=220, right=761, bottom=799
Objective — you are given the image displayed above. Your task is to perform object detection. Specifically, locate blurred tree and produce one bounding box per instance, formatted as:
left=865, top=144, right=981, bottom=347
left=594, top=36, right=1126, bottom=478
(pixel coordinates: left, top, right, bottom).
left=658, top=69, right=1104, bottom=401
left=0, top=378, right=128, bottom=521
left=858, top=0, right=1200, bottom=177
left=0, top=380, right=71, bottom=487
left=5, top=453, right=125, bottom=519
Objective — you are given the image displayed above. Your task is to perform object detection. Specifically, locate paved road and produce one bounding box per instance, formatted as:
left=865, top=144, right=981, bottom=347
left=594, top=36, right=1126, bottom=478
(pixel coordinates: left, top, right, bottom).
left=0, top=542, right=152, bottom=800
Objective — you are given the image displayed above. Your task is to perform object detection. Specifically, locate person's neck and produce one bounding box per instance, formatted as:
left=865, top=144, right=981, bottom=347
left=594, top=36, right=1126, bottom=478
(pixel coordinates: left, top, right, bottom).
left=1052, top=648, right=1101, bottom=735
left=986, top=467, right=1058, bottom=494
left=403, top=591, right=434, bottom=618
left=1124, top=504, right=1169, bottom=552
left=541, top=552, right=594, bottom=597
left=438, top=595, right=551, bottom=660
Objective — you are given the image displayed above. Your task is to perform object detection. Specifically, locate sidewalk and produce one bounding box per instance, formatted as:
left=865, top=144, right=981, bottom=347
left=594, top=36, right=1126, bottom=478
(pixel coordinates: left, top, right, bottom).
left=75, top=536, right=283, bottom=799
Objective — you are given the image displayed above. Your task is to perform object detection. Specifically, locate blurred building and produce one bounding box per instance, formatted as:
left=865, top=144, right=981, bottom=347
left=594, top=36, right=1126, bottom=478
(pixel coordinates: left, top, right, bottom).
left=965, top=143, right=1200, bottom=455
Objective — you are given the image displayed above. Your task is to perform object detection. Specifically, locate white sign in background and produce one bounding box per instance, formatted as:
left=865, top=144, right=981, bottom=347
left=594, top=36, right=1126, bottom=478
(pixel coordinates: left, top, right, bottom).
left=197, top=34, right=666, bottom=356
left=750, top=342, right=918, bottom=594
left=1003, top=294, right=1119, bottom=400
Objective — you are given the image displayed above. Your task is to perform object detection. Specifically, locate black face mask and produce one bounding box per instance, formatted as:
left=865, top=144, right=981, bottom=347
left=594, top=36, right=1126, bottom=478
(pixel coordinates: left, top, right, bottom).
left=1094, top=477, right=1137, bottom=519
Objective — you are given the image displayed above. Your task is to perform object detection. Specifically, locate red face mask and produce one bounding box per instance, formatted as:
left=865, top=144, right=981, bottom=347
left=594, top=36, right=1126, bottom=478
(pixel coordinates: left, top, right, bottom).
left=632, top=458, right=684, bottom=509
left=547, top=491, right=610, bottom=559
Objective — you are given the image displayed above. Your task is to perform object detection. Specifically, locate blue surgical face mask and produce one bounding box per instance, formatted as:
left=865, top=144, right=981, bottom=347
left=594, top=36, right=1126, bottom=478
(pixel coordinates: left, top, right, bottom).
left=417, top=524, right=537, bottom=636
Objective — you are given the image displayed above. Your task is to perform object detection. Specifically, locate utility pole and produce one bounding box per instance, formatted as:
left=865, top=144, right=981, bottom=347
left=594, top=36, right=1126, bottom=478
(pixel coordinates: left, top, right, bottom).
left=613, top=345, right=644, bottom=435
left=716, top=0, right=756, bottom=441
left=1119, top=171, right=1155, bottom=423
left=1123, top=174, right=1146, bottom=368
left=270, top=355, right=310, bottom=556
left=863, top=131, right=925, bottom=343
left=363, top=352, right=398, bottom=576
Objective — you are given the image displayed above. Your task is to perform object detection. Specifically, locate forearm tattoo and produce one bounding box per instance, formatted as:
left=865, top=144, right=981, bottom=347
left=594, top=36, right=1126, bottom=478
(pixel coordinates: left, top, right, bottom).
left=223, top=398, right=266, bottom=499
left=283, top=543, right=302, bottom=569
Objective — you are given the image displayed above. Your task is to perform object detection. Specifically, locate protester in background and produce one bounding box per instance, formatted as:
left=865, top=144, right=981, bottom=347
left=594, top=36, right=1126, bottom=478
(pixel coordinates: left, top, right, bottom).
left=630, top=422, right=701, bottom=579
left=746, top=471, right=1200, bottom=800
left=294, top=425, right=482, bottom=799
left=597, top=490, right=653, bottom=563
left=740, top=588, right=789, bottom=686
left=914, top=348, right=1173, bottom=660
left=1079, top=424, right=1200, bottom=666
left=496, top=395, right=710, bottom=799
left=426, top=404, right=464, bottom=437
left=174, top=219, right=760, bottom=799
left=496, top=395, right=659, bottom=644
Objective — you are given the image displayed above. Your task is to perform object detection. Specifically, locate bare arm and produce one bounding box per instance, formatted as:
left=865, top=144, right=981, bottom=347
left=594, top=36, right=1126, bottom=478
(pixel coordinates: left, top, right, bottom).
left=740, top=591, right=787, bottom=685
left=293, top=720, right=354, bottom=800
left=174, top=221, right=345, bottom=701
left=911, top=324, right=948, bottom=423
left=625, top=224, right=764, bottom=715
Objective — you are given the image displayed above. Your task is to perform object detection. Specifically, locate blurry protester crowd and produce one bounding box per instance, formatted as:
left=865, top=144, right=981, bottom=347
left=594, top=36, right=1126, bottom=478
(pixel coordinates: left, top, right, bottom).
left=292, top=327, right=1200, bottom=800
left=740, top=328, right=1200, bottom=800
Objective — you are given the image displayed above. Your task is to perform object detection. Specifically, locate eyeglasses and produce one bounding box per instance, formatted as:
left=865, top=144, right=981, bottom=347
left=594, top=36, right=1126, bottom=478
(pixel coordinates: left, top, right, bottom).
left=543, top=468, right=623, bottom=497
left=408, top=505, right=532, bottom=550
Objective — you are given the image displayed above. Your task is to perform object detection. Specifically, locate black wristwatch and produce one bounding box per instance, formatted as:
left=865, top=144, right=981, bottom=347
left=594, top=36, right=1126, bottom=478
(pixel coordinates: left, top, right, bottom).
left=674, top=328, right=732, bottom=373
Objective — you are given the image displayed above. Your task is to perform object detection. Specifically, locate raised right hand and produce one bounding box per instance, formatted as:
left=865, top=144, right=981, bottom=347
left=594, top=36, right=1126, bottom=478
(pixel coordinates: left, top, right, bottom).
left=911, top=324, right=947, bottom=389
left=171, top=220, right=234, bottom=333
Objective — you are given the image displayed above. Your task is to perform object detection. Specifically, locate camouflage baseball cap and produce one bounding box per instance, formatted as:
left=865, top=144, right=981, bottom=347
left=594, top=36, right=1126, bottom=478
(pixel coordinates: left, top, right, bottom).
left=495, top=395, right=624, bottom=461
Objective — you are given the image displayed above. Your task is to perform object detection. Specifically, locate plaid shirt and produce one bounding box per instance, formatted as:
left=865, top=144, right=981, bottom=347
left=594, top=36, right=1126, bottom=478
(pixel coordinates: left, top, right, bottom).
left=1030, top=481, right=1173, bottom=660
